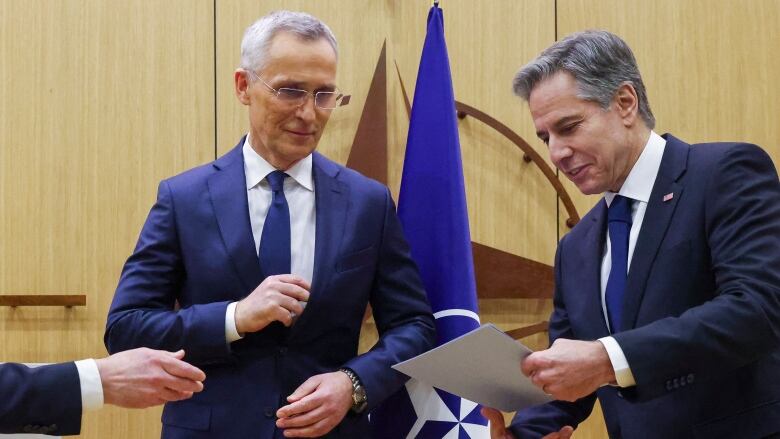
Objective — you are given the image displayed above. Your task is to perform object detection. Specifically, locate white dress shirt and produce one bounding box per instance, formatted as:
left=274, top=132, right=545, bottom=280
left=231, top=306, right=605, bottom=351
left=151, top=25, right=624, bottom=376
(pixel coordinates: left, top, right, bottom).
left=225, top=135, right=317, bottom=342
left=597, top=131, right=666, bottom=387
left=74, top=358, right=103, bottom=411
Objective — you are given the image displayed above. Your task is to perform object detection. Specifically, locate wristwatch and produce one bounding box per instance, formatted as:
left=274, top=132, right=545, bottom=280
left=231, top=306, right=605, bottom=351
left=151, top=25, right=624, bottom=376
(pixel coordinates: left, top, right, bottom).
left=339, top=367, right=368, bottom=413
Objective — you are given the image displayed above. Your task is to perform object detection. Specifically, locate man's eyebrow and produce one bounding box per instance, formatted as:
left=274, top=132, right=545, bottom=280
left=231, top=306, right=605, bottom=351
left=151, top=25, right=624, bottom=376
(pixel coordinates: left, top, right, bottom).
left=552, top=115, right=582, bottom=130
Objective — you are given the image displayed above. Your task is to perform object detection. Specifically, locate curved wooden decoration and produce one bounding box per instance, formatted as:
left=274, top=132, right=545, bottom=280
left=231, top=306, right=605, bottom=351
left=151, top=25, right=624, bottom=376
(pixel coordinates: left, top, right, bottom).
left=394, top=61, right=580, bottom=228
left=393, top=61, right=565, bottom=340
left=453, top=102, right=580, bottom=228
left=0, top=294, right=86, bottom=307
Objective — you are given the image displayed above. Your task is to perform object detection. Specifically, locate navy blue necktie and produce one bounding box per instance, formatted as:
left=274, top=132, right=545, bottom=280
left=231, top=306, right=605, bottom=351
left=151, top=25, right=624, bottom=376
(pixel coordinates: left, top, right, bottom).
left=605, top=195, right=633, bottom=333
left=259, top=170, right=291, bottom=276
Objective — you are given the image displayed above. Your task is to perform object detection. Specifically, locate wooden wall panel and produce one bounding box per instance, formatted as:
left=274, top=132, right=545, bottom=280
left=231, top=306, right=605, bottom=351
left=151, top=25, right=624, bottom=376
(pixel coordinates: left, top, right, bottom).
left=557, top=0, right=780, bottom=227
left=0, top=0, right=214, bottom=437
left=9, top=0, right=775, bottom=437
left=552, top=0, right=780, bottom=437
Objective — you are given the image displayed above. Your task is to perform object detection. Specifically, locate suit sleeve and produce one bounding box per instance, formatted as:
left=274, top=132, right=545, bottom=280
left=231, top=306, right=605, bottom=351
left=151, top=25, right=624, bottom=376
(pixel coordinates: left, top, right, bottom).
left=0, top=362, right=82, bottom=435
left=614, top=143, right=780, bottom=402
left=104, top=180, right=232, bottom=365
left=342, top=187, right=437, bottom=411
left=509, top=239, right=597, bottom=437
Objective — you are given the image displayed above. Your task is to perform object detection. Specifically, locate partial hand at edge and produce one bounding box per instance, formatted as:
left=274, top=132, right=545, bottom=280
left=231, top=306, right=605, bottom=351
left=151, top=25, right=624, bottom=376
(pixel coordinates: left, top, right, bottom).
left=96, top=348, right=205, bottom=409
left=481, top=407, right=574, bottom=439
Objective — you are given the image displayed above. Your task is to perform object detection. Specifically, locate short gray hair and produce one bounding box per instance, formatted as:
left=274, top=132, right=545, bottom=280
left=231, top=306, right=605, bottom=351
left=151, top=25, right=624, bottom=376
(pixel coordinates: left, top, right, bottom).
left=513, top=30, right=655, bottom=129
left=240, top=10, right=338, bottom=73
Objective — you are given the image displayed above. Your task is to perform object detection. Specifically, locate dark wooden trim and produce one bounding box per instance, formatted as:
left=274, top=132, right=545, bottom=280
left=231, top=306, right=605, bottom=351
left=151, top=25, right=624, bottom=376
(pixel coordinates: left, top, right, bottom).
left=347, top=40, right=388, bottom=185
left=0, top=295, right=86, bottom=307
left=505, top=321, right=549, bottom=340
left=473, top=242, right=553, bottom=299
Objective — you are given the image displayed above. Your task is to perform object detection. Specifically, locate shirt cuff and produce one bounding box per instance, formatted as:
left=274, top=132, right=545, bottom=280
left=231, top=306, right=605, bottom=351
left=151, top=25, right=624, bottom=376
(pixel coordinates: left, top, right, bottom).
left=74, top=359, right=104, bottom=411
left=598, top=336, right=636, bottom=387
left=226, top=301, right=243, bottom=343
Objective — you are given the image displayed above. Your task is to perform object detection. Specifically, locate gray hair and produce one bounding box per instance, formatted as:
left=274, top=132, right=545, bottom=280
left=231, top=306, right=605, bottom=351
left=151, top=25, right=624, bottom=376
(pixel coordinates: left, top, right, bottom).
left=240, top=10, right=338, bottom=73
left=513, top=30, right=655, bottom=129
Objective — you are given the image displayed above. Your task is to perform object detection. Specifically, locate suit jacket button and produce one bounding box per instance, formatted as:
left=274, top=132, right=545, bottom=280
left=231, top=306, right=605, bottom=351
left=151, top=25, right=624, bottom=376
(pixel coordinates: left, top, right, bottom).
left=278, top=346, right=288, bottom=355
left=616, top=390, right=624, bottom=398
left=264, top=407, right=275, bottom=418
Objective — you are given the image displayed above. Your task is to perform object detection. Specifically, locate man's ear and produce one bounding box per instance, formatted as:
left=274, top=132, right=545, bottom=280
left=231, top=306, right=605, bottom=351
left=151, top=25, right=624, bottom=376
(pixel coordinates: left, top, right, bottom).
left=235, top=69, right=251, bottom=105
left=614, top=82, right=639, bottom=126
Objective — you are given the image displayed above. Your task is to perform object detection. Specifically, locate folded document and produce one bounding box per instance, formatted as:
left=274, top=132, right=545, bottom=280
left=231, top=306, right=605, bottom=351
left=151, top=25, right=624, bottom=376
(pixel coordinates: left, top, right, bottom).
left=393, top=323, right=553, bottom=412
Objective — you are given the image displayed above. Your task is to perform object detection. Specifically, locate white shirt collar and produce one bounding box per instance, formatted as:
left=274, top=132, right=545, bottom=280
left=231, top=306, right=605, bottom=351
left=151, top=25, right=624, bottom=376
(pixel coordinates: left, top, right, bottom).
left=242, top=134, right=314, bottom=191
left=604, top=131, right=666, bottom=206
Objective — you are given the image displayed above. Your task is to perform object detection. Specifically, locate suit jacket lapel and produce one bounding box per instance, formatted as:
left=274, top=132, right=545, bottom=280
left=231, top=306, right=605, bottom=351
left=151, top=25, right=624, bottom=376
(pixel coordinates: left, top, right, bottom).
left=289, top=152, right=349, bottom=335
left=622, top=134, right=688, bottom=330
left=208, top=138, right=263, bottom=295
left=577, top=201, right=612, bottom=338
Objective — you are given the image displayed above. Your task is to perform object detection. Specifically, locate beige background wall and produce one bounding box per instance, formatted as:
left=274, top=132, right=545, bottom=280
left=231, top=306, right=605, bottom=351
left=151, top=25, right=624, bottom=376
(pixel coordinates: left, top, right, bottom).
left=1, top=1, right=778, bottom=437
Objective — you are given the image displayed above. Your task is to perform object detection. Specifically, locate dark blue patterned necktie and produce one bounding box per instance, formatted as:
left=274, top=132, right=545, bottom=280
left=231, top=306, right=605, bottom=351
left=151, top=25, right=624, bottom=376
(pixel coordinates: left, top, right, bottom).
left=259, top=170, right=291, bottom=276
left=605, top=195, right=633, bottom=333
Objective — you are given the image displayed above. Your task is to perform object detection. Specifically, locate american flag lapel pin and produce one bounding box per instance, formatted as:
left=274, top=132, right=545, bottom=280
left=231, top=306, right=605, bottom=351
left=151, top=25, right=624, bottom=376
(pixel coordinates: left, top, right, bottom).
left=663, top=192, right=674, bottom=202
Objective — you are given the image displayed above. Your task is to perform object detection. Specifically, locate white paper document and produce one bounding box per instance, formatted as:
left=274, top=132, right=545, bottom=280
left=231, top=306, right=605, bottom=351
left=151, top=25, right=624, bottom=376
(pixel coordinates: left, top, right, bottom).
left=393, top=323, right=553, bottom=412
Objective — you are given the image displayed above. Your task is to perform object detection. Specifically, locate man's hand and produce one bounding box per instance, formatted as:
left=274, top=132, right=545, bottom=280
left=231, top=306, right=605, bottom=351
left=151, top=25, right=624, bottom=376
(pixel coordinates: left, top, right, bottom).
left=96, top=348, right=206, bottom=409
left=481, top=407, right=574, bottom=439
left=521, top=338, right=615, bottom=402
left=275, top=371, right=353, bottom=437
left=235, top=274, right=311, bottom=333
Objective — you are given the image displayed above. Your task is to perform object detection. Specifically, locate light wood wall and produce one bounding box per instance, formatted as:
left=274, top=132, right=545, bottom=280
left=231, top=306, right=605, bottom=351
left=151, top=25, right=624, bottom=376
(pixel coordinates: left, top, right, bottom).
left=1, top=1, right=778, bottom=438
left=0, top=0, right=214, bottom=437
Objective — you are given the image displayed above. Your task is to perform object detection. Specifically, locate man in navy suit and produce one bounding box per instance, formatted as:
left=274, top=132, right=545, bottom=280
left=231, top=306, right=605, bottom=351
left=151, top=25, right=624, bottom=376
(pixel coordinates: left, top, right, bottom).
left=1, top=348, right=205, bottom=435
left=105, top=10, right=435, bottom=439
left=483, top=30, right=780, bottom=438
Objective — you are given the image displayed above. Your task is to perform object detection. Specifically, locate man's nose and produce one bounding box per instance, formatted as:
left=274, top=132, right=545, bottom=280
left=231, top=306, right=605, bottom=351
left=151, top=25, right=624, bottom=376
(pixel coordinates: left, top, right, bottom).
left=548, top=136, right=572, bottom=164
left=295, top=95, right=317, bottom=121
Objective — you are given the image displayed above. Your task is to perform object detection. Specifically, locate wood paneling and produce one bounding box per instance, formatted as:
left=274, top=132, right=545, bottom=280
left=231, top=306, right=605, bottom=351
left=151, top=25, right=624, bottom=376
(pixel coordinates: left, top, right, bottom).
left=551, top=1, right=780, bottom=437
left=557, top=0, right=780, bottom=227
left=6, top=1, right=777, bottom=437
left=0, top=0, right=214, bottom=437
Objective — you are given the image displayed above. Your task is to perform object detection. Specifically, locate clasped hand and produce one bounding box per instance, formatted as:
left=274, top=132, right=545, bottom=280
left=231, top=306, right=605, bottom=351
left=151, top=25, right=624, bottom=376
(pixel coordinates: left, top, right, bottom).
left=275, top=371, right=354, bottom=437
left=235, top=274, right=311, bottom=333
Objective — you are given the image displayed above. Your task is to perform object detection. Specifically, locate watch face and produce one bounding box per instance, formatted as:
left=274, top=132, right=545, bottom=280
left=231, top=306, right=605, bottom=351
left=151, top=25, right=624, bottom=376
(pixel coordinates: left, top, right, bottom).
left=354, top=386, right=367, bottom=403
left=352, top=385, right=367, bottom=412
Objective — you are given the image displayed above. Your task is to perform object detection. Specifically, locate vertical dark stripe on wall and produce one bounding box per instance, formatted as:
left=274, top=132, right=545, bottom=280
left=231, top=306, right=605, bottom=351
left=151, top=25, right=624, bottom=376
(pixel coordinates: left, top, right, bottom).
left=213, top=0, right=218, bottom=159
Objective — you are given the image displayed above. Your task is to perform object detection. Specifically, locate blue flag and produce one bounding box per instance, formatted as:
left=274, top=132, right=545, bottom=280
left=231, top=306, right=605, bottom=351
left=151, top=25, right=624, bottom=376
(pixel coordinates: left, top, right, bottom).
left=370, top=5, right=489, bottom=438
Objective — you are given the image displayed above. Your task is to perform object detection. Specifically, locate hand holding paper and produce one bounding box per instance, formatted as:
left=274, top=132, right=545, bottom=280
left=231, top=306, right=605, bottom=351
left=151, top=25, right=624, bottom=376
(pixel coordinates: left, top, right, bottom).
left=392, top=324, right=552, bottom=412
left=522, top=338, right=616, bottom=402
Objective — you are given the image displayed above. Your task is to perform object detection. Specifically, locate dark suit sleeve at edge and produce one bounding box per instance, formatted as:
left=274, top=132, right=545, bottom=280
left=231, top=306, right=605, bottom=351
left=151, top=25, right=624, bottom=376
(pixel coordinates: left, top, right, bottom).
left=342, top=187, right=436, bottom=412
left=510, top=238, right=597, bottom=437
left=0, top=362, right=82, bottom=435
left=614, top=143, right=780, bottom=402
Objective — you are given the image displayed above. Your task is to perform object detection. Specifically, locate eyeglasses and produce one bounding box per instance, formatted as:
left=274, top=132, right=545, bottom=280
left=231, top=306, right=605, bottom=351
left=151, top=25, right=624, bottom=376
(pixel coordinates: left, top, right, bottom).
left=246, top=70, right=350, bottom=110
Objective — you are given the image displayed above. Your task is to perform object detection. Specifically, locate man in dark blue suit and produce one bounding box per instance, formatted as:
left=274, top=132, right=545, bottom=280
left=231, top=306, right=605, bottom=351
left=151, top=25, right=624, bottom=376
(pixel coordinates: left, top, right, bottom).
left=1, top=348, right=205, bottom=435
left=104, top=10, right=435, bottom=439
left=483, top=30, right=780, bottom=439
